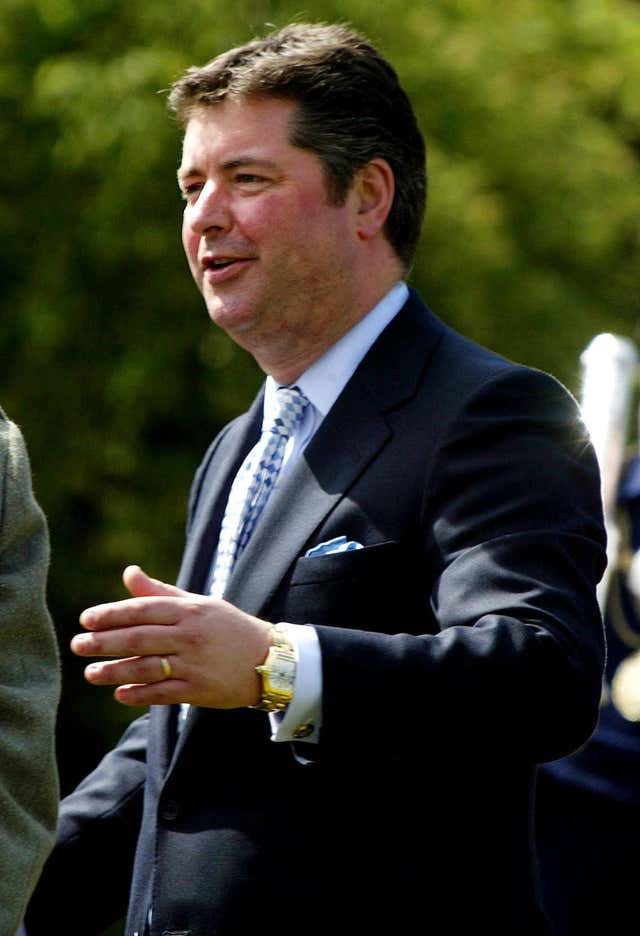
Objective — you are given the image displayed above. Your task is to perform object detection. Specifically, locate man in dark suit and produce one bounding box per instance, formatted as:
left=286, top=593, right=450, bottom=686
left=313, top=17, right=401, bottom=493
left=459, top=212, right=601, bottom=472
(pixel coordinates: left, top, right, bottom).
left=27, top=22, right=606, bottom=935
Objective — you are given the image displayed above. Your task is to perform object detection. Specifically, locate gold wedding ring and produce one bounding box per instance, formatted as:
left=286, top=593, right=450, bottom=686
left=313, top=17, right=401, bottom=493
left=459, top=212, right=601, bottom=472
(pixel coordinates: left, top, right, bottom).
left=160, top=656, right=174, bottom=680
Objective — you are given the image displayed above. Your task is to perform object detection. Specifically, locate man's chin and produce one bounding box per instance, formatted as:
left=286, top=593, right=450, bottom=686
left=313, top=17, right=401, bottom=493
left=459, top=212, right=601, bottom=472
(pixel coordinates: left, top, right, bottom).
left=206, top=301, right=258, bottom=338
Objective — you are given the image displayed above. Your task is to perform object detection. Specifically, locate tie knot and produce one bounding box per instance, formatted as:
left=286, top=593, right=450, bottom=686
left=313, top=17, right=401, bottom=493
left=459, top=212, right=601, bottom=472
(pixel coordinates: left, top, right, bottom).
left=270, top=385, right=310, bottom=437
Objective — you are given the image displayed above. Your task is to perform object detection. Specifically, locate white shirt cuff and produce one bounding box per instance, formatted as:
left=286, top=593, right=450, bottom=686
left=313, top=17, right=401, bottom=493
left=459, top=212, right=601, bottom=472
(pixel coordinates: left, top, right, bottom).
left=269, top=623, right=322, bottom=743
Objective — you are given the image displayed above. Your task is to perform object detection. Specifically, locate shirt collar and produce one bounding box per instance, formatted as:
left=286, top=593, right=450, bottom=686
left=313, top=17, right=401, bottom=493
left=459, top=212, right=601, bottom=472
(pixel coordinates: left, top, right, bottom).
left=264, top=281, right=409, bottom=424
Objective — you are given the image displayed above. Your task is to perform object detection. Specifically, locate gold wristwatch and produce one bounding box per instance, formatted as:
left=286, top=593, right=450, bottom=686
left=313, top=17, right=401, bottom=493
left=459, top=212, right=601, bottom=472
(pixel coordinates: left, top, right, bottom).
left=252, top=624, right=296, bottom=712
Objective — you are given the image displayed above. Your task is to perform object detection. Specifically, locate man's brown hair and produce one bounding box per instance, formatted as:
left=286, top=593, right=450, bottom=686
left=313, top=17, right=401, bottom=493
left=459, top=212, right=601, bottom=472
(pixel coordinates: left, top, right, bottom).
left=168, top=22, right=427, bottom=270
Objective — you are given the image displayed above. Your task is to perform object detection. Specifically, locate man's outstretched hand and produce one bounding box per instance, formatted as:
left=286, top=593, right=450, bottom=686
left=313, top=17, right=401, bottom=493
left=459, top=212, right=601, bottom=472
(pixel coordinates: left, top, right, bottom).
left=72, top=565, right=272, bottom=708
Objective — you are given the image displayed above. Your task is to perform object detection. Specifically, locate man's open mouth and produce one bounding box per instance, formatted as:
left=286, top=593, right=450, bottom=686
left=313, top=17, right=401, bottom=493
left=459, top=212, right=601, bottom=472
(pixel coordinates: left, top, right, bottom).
left=207, top=259, right=236, bottom=269
left=202, top=256, right=253, bottom=271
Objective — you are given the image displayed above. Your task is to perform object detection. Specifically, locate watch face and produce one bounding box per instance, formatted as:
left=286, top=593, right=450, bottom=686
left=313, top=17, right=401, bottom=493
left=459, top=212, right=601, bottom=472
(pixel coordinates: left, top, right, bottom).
left=268, top=657, right=296, bottom=693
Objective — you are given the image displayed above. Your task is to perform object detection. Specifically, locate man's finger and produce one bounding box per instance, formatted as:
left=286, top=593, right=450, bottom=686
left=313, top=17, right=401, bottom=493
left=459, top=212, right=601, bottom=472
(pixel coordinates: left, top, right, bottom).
left=71, top=623, right=179, bottom=659
left=84, top=653, right=178, bottom=687
left=113, top=680, right=192, bottom=707
left=79, top=595, right=195, bottom=631
left=123, top=565, right=190, bottom=599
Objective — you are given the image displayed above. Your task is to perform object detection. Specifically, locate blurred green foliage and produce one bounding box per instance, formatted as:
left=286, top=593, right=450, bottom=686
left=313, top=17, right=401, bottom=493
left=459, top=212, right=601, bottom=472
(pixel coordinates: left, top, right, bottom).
left=1, top=0, right=639, bottom=799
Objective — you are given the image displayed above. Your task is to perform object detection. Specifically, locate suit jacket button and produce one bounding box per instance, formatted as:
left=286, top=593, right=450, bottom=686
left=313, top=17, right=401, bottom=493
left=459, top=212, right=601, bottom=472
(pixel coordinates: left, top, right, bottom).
left=161, top=799, right=180, bottom=821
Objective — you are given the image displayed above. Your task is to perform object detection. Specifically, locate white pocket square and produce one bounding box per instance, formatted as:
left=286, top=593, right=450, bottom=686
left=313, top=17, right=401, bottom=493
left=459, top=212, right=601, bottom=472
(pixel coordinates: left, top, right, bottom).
left=305, top=535, right=364, bottom=557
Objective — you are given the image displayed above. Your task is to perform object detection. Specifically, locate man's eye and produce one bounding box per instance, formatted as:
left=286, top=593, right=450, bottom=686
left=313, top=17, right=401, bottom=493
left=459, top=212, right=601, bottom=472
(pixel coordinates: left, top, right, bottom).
left=235, top=174, right=265, bottom=186
left=180, top=183, right=202, bottom=201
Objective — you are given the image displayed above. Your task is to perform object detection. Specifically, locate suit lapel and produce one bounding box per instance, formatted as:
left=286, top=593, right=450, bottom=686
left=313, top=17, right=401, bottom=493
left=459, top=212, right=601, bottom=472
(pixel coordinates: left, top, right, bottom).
left=222, top=375, right=390, bottom=616
left=223, top=290, right=445, bottom=618
left=177, top=391, right=263, bottom=594
left=150, top=703, right=179, bottom=776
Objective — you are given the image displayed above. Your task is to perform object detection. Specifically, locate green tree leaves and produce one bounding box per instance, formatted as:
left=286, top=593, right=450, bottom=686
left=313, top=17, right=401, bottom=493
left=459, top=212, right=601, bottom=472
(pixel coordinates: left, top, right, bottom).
left=1, top=0, right=638, bottom=791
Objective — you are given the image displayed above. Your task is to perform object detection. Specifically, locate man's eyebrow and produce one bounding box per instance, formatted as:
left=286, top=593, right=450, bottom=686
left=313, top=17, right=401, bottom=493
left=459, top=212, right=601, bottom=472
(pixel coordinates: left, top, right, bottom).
left=220, top=157, right=281, bottom=172
left=177, top=166, right=192, bottom=184
left=177, top=156, right=281, bottom=183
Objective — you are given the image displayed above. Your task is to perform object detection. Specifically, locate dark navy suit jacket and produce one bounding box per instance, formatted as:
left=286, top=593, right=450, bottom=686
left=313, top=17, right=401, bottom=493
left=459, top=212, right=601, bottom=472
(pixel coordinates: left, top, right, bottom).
left=27, top=292, right=606, bottom=935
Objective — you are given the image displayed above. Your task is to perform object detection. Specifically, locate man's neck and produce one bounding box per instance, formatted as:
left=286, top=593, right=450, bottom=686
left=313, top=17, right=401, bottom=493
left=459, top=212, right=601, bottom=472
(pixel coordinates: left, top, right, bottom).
left=261, top=276, right=405, bottom=384
left=267, top=282, right=409, bottom=424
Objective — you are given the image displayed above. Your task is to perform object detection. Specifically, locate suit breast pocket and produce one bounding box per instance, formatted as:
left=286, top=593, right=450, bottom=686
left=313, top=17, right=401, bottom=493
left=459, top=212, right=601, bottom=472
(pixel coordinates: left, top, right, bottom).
left=276, top=540, right=415, bottom=631
left=289, top=540, right=401, bottom=585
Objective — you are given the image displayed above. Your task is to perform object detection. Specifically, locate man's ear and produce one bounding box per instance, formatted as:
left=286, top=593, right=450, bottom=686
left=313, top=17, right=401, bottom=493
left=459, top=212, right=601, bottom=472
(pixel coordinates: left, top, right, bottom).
left=353, top=158, right=395, bottom=241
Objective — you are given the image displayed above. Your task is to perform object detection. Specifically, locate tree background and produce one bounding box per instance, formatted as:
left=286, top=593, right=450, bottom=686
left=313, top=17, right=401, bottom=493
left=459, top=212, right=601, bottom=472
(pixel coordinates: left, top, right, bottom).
left=1, top=0, right=639, bottom=838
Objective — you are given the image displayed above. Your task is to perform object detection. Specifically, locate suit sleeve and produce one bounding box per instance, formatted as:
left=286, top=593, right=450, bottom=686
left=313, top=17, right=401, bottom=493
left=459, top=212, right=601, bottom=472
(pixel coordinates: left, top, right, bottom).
left=0, top=415, right=60, bottom=936
left=315, top=368, right=606, bottom=765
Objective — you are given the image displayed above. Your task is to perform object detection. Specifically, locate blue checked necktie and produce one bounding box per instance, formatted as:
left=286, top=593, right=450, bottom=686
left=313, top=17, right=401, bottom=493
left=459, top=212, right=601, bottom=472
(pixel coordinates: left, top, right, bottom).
left=210, top=385, right=310, bottom=598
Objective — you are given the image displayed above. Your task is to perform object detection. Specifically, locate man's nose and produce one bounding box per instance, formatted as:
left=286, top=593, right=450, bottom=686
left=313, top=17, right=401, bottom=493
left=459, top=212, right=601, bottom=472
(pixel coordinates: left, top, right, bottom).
left=188, top=180, right=232, bottom=235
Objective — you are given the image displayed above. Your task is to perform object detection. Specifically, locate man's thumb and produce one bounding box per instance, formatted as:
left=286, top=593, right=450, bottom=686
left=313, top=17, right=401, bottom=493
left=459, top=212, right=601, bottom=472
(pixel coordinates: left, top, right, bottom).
left=123, top=565, right=188, bottom=598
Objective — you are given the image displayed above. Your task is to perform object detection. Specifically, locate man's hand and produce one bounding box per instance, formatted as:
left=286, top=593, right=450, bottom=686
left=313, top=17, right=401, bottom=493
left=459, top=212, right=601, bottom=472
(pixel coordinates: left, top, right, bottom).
left=71, top=565, right=272, bottom=708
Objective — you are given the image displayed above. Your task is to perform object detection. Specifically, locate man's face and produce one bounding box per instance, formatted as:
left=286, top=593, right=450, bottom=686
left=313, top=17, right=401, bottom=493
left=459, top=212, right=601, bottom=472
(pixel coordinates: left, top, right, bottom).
left=178, top=96, right=363, bottom=375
